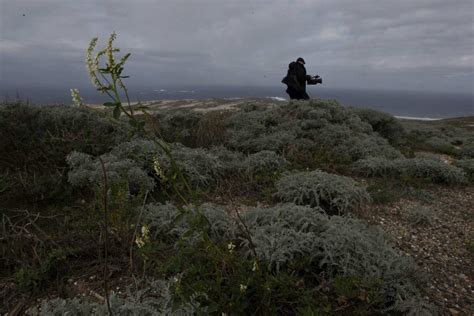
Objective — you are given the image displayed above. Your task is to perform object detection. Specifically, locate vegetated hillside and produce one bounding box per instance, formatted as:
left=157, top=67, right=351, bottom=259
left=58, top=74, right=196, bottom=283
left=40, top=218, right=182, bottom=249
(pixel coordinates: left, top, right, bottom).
left=1, top=98, right=473, bottom=315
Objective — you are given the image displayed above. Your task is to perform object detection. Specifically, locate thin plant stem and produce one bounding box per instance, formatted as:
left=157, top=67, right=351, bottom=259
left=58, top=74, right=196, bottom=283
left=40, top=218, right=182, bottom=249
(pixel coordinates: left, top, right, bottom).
left=129, top=191, right=149, bottom=271
left=98, top=157, right=113, bottom=315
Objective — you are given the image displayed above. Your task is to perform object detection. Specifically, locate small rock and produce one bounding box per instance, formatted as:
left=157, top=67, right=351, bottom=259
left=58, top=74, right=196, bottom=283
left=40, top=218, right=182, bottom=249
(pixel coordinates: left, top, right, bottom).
left=448, top=308, right=460, bottom=315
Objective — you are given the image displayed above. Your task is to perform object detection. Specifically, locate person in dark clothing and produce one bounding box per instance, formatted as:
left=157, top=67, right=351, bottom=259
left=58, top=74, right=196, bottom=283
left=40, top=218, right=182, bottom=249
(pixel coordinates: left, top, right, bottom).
left=282, top=57, right=310, bottom=100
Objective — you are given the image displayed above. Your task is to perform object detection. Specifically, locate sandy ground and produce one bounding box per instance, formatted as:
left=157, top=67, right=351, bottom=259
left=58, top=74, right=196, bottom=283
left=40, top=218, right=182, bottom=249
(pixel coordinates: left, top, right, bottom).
left=86, top=98, right=288, bottom=115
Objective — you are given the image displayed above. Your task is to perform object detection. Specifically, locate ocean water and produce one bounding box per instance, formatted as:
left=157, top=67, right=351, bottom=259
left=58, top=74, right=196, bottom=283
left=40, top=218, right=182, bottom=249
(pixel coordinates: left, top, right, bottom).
left=2, top=85, right=473, bottom=119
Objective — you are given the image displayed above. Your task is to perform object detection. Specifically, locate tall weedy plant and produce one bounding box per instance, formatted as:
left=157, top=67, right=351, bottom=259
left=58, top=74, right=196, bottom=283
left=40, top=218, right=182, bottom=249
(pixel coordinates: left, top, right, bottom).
left=80, top=32, right=260, bottom=312
left=85, top=32, right=192, bottom=202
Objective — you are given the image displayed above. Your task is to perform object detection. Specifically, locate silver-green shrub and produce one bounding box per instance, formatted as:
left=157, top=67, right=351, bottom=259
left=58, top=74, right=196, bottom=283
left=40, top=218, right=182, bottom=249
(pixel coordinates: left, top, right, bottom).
left=396, top=158, right=466, bottom=184
left=334, top=134, right=403, bottom=160
left=110, top=140, right=223, bottom=189
left=241, top=203, right=328, bottom=271
left=241, top=203, right=430, bottom=314
left=274, top=170, right=370, bottom=214
left=315, top=216, right=422, bottom=312
left=425, top=136, right=458, bottom=155
left=352, top=108, right=405, bottom=145
left=460, top=141, right=474, bottom=158
left=67, top=151, right=155, bottom=193
left=223, top=99, right=403, bottom=164
left=453, top=159, right=474, bottom=182
left=352, top=157, right=397, bottom=178
left=27, top=279, right=206, bottom=315
left=414, top=152, right=442, bottom=160
left=406, top=205, right=435, bottom=226
left=143, top=202, right=235, bottom=245
left=353, top=157, right=467, bottom=184
left=209, top=146, right=245, bottom=175
left=172, top=144, right=222, bottom=188
left=241, top=150, right=288, bottom=176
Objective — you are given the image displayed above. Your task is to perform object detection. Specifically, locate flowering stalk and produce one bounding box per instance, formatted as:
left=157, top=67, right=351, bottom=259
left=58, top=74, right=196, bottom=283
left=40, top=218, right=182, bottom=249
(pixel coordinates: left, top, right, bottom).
left=70, top=89, right=84, bottom=107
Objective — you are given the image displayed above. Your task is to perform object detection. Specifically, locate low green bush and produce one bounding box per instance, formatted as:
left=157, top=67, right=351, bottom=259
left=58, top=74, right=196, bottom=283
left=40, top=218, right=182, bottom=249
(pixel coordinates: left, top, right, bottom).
left=405, top=205, right=435, bottom=226
left=274, top=170, right=370, bottom=214
left=241, top=150, right=288, bottom=177
left=425, top=136, right=459, bottom=155
left=0, top=103, right=129, bottom=203
left=460, top=141, right=474, bottom=158
left=353, top=157, right=467, bottom=184
left=67, top=151, right=155, bottom=194
left=396, top=158, right=466, bottom=184
left=352, top=108, right=405, bottom=145
left=222, top=99, right=403, bottom=170
left=241, top=203, right=431, bottom=314
left=144, top=202, right=235, bottom=246
left=453, top=159, right=474, bottom=182
left=27, top=279, right=206, bottom=315
left=0, top=103, right=129, bottom=170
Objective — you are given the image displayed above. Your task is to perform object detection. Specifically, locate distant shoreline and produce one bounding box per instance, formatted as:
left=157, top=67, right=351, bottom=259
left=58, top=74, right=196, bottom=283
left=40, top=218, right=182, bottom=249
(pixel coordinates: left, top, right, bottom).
left=84, top=97, right=474, bottom=122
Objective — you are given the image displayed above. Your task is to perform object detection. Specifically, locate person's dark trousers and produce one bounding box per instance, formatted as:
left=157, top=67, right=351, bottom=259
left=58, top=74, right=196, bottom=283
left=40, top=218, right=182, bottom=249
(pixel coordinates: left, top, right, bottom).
left=286, top=87, right=310, bottom=100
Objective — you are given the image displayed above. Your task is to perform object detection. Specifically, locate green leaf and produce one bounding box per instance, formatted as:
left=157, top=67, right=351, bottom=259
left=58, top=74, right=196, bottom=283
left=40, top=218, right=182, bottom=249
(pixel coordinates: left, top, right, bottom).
left=119, top=53, right=131, bottom=65
left=113, top=106, right=121, bottom=119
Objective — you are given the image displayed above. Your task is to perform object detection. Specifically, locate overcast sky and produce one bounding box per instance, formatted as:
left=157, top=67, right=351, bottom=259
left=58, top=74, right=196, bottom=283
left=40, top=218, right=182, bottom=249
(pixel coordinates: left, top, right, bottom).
left=1, top=0, right=473, bottom=94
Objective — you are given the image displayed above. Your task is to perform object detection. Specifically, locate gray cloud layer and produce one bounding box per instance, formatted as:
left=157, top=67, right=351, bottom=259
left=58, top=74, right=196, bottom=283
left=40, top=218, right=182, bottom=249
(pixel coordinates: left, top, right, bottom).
left=1, top=0, right=473, bottom=93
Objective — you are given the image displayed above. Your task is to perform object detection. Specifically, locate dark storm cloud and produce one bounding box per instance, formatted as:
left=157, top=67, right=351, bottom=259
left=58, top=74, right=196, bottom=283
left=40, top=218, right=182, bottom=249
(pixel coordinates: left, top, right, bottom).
left=1, top=0, right=473, bottom=93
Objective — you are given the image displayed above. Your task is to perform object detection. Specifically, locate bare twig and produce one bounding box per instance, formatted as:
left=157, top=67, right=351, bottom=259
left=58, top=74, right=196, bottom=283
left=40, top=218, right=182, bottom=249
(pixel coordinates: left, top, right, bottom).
left=227, top=196, right=259, bottom=260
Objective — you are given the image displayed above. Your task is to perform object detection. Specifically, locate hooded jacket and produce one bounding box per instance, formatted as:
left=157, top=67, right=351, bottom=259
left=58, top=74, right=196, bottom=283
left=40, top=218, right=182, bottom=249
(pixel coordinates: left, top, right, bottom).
left=283, top=61, right=307, bottom=92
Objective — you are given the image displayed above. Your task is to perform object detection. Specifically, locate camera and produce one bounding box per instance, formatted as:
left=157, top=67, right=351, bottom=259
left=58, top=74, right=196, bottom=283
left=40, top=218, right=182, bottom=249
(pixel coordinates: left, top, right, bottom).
left=307, top=75, right=322, bottom=85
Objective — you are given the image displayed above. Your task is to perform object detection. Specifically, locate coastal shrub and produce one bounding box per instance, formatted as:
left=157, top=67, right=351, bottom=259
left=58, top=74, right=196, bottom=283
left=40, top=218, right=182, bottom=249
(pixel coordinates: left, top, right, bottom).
left=334, top=134, right=403, bottom=161
left=209, top=146, right=245, bottom=175
left=143, top=202, right=235, bottom=245
left=241, top=203, right=430, bottom=314
left=110, top=140, right=224, bottom=189
left=352, top=108, right=405, bottom=145
left=424, top=136, right=458, bottom=155
left=67, top=152, right=154, bottom=227
left=153, top=109, right=203, bottom=144
left=396, top=158, right=466, bottom=184
left=315, top=216, right=423, bottom=312
left=0, top=103, right=129, bottom=202
left=414, top=152, right=442, bottom=160
left=67, top=152, right=155, bottom=193
left=219, top=99, right=406, bottom=172
left=274, top=170, right=370, bottom=214
left=460, top=141, right=474, bottom=158
left=453, top=159, right=474, bottom=182
left=241, top=204, right=329, bottom=271
left=0, top=103, right=128, bottom=169
left=352, top=157, right=398, bottom=178
left=26, top=279, right=206, bottom=315
left=172, top=144, right=222, bottom=188
left=194, top=110, right=231, bottom=148
left=353, top=157, right=467, bottom=184
left=241, top=150, right=288, bottom=176
left=405, top=205, right=435, bottom=226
